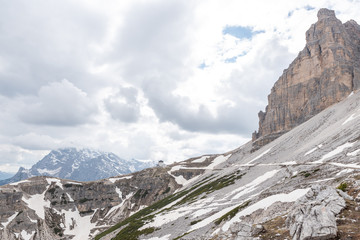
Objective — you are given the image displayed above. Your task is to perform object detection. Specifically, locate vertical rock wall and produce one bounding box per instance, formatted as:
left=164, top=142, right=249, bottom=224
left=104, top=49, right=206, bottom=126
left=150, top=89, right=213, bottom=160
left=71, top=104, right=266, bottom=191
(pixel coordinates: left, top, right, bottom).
left=252, top=9, right=360, bottom=151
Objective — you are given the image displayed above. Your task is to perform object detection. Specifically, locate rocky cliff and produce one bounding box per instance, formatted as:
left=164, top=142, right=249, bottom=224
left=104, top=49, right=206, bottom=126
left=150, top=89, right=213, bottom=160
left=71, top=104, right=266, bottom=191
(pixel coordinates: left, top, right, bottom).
left=252, top=8, right=360, bottom=150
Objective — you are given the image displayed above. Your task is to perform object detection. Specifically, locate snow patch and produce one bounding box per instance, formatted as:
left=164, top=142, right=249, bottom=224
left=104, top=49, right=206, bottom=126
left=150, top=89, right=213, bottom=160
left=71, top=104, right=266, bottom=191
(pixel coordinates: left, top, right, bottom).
left=1, top=212, right=17, bottom=228
left=231, top=170, right=279, bottom=200
left=191, top=208, right=215, bottom=218
left=304, top=144, right=323, bottom=156
left=108, top=175, right=133, bottom=183
left=342, top=113, right=357, bottom=125
left=347, top=149, right=360, bottom=157
left=9, top=179, right=30, bottom=185
left=61, top=208, right=96, bottom=240
left=141, top=209, right=191, bottom=229
left=207, top=154, right=231, bottom=169
left=66, top=193, right=74, bottom=202
left=38, top=167, right=61, bottom=175
left=330, top=162, right=360, bottom=169
left=247, top=148, right=272, bottom=165
left=115, top=187, right=122, bottom=199
left=336, top=169, right=354, bottom=176
left=46, top=178, right=63, bottom=189
left=222, top=188, right=310, bottom=232
left=22, top=193, right=50, bottom=219
left=192, top=156, right=209, bottom=163
left=313, top=142, right=355, bottom=163
left=280, top=161, right=297, bottom=165
left=20, top=230, right=34, bottom=240
left=64, top=181, right=82, bottom=185
left=145, top=234, right=171, bottom=240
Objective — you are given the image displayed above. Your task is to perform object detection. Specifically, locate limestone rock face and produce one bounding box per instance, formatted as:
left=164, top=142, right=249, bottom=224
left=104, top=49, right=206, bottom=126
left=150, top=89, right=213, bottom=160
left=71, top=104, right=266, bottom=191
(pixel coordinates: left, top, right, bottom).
left=252, top=8, right=360, bottom=150
left=286, top=185, right=346, bottom=240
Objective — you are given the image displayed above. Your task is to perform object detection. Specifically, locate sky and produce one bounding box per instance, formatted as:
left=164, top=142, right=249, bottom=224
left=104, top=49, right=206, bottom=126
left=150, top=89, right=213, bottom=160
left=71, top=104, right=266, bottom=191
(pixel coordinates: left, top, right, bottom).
left=0, top=0, right=359, bottom=173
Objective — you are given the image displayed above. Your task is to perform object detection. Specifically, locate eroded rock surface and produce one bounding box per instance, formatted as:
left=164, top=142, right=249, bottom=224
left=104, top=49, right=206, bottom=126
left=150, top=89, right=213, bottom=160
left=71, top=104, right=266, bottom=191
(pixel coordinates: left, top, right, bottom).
left=286, top=185, right=346, bottom=240
left=252, top=8, right=360, bottom=150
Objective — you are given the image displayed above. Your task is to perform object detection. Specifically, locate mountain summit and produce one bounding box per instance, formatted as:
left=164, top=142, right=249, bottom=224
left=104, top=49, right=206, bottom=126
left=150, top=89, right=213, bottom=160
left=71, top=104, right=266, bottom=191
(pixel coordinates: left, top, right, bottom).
left=252, top=8, right=360, bottom=150
left=0, top=148, right=155, bottom=185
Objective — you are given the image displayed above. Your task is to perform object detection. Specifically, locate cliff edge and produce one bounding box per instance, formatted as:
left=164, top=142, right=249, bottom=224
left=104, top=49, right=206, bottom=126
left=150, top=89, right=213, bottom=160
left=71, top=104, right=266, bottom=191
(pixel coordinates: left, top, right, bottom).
left=252, top=8, right=360, bottom=151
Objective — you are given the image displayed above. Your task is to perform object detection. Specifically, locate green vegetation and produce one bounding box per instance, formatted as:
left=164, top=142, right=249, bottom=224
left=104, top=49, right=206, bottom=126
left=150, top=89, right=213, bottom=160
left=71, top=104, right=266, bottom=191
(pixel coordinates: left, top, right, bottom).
left=304, top=172, right=311, bottom=178
left=79, top=198, right=91, bottom=203
left=337, top=182, right=348, bottom=192
left=214, top=201, right=250, bottom=225
left=313, top=168, right=320, bottom=173
left=176, top=172, right=245, bottom=205
left=173, top=231, right=193, bottom=240
left=190, top=219, right=202, bottom=225
left=299, top=171, right=311, bottom=178
left=95, top=171, right=245, bottom=240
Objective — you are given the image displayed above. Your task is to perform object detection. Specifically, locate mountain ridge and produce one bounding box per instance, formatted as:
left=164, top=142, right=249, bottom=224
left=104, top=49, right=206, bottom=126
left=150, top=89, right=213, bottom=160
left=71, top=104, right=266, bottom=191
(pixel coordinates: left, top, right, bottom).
left=0, top=147, right=156, bottom=185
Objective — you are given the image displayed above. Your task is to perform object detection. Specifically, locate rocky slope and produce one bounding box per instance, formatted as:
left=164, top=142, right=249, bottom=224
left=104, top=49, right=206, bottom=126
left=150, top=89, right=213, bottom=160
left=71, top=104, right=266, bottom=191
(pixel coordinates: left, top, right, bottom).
left=96, top=81, right=360, bottom=240
left=0, top=153, right=228, bottom=239
left=0, top=148, right=155, bottom=185
left=252, top=8, right=360, bottom=150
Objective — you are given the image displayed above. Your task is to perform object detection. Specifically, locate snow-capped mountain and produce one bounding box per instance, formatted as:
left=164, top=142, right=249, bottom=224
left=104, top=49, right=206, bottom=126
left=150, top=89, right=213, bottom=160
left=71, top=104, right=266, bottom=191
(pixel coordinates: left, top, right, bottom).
left=0, top=148, right=155, bottom=185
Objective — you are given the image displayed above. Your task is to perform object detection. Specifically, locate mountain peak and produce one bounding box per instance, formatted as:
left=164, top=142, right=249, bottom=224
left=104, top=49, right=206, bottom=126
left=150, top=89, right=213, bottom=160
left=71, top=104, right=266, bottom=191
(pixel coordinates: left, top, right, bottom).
left=317, top=8, right=336, bottom=20
left=252, top=9, right=360, bottom=151
left=0, top=148, right=155, bottom=185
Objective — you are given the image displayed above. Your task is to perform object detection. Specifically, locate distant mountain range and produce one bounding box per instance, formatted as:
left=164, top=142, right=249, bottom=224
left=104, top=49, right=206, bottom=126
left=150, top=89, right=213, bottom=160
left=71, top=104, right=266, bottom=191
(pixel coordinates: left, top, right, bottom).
left=0, top=171, right=14, bottom=180
left=0, top=148, right=156, bottom=185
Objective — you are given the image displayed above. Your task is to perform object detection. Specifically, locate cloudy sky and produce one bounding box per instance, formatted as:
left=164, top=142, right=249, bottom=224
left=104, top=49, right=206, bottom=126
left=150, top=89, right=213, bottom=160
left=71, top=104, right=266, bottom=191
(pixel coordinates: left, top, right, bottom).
left=0, top=0, right=359, bottom=172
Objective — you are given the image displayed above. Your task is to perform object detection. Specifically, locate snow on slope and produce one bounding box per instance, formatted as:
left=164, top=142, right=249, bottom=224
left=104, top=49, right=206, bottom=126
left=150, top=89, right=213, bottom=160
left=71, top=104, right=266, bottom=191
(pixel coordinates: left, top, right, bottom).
left=101, top=90, right=360, bottom=240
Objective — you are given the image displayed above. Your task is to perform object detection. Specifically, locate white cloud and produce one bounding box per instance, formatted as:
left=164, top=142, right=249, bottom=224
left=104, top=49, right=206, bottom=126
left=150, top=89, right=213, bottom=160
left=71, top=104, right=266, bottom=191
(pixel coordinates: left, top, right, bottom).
left=0, top=0, right=359, bottom=170
left=19, top=79, right=98, bottom=126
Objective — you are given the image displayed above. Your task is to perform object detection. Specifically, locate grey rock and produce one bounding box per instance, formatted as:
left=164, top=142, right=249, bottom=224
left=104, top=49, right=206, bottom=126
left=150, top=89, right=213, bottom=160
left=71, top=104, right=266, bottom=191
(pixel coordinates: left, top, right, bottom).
left=251, top=224, right=265, bottom=235
left=286, top=185, right=345, bottom=240
left=336, top=189, right=353, bottom=200
left=252, top=8, right=360, bottom=150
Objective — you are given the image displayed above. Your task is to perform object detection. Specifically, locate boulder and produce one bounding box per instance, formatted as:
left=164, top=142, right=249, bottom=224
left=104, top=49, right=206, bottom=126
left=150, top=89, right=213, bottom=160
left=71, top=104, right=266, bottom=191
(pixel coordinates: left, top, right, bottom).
left=286, top=185, right=345, bottom=240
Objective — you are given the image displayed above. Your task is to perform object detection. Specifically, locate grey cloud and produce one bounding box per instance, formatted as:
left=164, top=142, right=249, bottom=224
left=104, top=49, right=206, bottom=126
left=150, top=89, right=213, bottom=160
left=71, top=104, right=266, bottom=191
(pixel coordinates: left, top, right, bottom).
left=110, top=1, right=193, bottom=83
left=0, top=0, right=107, bottom=96
left=104, top=86, right=140, bottom=123
left=11, top=133, right=59, bottom=150
left=143, top=79, right=256, bottom=135
left=19, top=79, right=98, bottom=126
left=141, top=38, right=295, bottom=136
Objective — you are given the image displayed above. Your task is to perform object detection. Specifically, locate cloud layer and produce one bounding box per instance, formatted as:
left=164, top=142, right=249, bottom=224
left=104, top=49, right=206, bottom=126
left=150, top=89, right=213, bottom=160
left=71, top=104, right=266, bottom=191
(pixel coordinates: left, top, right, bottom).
left=0, top=0, right=359, bottom=172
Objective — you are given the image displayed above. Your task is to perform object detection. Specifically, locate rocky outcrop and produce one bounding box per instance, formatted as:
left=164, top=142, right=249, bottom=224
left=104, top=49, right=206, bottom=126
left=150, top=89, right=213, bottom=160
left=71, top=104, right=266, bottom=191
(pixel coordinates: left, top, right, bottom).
left=0, top=166, right=182, bottom=240
left=252, top=8, right=360, bottom=150
left=286, top=185, right=346, bottom=240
